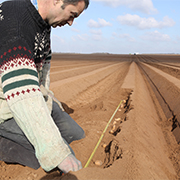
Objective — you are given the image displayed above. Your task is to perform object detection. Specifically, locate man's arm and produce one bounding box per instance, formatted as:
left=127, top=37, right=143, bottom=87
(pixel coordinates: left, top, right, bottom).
left=0, top=41, right=71, bottom=171
left=40, top=50, right=65, bottom=112
left=40, top=49, right=51, bottom=90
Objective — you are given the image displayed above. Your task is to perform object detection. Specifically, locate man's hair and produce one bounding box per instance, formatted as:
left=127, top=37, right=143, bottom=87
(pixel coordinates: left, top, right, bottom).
left=61, top=0, right=89, bottom=10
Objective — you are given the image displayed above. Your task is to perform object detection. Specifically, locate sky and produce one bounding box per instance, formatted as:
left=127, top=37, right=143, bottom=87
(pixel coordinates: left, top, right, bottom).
left=1, top=0, right=179, bottom=54
left=51, top=0, right=180, bottom=54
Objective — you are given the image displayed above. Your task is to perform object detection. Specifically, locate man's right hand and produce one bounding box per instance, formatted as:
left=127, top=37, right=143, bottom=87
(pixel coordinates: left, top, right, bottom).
left=58, top=154, right=82, bottom=174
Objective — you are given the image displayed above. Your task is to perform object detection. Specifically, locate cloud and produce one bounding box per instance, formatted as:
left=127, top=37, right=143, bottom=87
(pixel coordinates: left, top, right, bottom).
left=77, top=34, right=89, bottom=41
left=112, top=32, right=135, bottom=42
left=88, top=18, right=112, bottom=28
left=119, top=34, right=136, bottom=42
left=51, top=35, right=66, bottom=52
left=141, top=31, right=171, bottom=41
left=71, top=28, right=80, bottom=33
left=52, top=35, right=65, bottom=43
left=90, top=29, right=102, bottom=35
left=90, top=29, right=102, bottom=41
left=92, top=0, right=157, bottom=14
left=117, top=14, right=175, bottom=29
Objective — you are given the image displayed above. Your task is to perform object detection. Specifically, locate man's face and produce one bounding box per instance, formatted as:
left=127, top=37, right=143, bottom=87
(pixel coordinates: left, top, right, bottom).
left=48, top=0, right=85, bottom=28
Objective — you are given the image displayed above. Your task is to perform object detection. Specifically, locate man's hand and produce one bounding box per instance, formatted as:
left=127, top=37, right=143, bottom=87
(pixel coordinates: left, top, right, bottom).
left=58, top=154, right=82, bottom=174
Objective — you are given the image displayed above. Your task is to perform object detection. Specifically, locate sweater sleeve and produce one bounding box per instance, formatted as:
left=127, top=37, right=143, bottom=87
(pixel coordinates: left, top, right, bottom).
left=39, top=50, right=65, bottom=112
left=0, top=41, right=71, bottom=171
left=40, top=49, right=51, bottom=90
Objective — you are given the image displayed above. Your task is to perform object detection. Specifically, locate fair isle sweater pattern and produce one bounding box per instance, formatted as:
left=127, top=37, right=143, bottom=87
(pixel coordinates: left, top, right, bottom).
left=1, top=48, right=40, bottom=102
left=0, top=0, right=51, bottom=112
left=0, top=46, right=52, bottom=102
left=0, top=32, right=50, bottom=105
left=0, top=0, right=71, bottom=172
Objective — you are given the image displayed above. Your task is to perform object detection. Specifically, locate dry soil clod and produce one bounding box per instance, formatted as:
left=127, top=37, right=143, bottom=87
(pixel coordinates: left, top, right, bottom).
left=111, top=125, right=116, bottom=131
left=113, top=121, right=117, bottom=125
left=109, top=125, right=116, bottom=134
left=95, top=160, right=103, bottom=166
left=115, top=118, right=121, bottom=121
left=102, top=144, right=107, bottom=148
left=109, top=130, right=114, bottom=134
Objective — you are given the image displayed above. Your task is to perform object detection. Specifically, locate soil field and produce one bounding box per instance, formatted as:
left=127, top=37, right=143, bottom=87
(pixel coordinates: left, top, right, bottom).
left=0, top=54, right=180, bottom=180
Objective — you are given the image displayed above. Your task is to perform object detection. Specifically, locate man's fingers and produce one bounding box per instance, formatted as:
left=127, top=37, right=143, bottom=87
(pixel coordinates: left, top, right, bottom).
left=70, top=157, right=82, bottom=172
left=58, top=154, right=82, bottom=173
left=73, top=159, right=82, bottom=171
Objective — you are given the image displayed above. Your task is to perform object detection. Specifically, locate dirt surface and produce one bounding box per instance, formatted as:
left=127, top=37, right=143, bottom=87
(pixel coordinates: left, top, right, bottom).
left=0, top=54, right=180, bottom=180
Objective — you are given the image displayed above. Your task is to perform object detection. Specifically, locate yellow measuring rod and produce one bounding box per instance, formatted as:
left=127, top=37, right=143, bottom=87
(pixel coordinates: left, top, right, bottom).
left=84, top=100, right=123, bottom=168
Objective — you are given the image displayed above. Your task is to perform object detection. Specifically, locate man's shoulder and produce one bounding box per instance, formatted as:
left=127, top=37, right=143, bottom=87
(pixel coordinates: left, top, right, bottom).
left=0, top=0, right=30, bottom=34
left=1, top=0, right=31, bottom=18
left=1, top=0, right=29, bottom=7
left=0, top=0, right=38, bottom=32
left=0, top=0, right=37, bottom=52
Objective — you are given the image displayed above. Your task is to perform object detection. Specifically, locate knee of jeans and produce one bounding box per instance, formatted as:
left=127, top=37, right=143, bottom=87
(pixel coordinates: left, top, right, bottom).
left=66, top=129, right=85, bottom=144
left=79, top=128, right=85, bottom=139
left=81, top=131, right=85, bottom=139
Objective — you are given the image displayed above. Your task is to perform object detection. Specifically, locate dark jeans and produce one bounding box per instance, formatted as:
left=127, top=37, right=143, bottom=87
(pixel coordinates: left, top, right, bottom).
left=0, top=101, right=85, bottom=169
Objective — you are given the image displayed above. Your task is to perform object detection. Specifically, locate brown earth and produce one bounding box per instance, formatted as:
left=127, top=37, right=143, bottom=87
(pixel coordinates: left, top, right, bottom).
left=0, top=54, right=180, bottom=180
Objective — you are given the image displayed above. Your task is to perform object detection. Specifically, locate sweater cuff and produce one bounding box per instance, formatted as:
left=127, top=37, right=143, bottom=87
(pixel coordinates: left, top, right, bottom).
left=9, top=94, right=71, bottom=171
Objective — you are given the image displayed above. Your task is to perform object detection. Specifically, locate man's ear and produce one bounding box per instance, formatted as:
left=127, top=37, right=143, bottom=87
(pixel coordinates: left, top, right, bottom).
left=53, top=0, right=62, bottom=5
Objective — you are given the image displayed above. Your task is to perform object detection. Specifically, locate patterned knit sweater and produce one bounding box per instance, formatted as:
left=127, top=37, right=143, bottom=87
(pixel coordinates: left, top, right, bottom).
left=0, top=0, right=71, bottom=171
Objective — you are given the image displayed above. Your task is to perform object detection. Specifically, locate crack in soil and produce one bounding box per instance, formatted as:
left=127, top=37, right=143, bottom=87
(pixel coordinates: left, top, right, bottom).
left=92, top=91, right=133, bottom=169
left=103, top=139, right=122, bottom=168
left=138, top=62, right=180, bottom=141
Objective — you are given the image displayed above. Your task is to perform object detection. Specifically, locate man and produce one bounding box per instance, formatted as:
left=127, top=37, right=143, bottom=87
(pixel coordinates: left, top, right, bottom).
left=0, top=0, right=89, bottom=174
